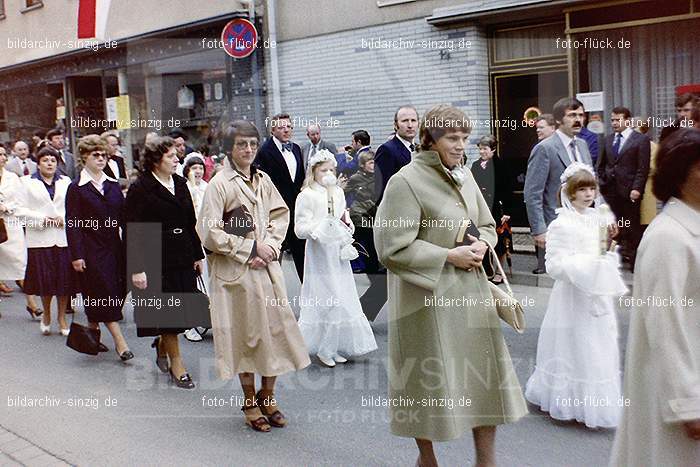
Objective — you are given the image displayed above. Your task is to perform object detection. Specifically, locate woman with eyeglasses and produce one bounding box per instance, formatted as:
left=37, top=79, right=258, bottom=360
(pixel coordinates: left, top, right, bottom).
left=65, top=135, right=132, bottom=361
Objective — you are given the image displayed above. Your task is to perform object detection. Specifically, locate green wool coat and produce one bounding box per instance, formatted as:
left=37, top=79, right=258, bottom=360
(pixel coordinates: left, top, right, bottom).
left=374, top=150, right=528, bottom=441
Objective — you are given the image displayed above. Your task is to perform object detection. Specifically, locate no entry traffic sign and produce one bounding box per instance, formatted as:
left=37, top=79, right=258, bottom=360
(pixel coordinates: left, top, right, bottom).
left=221, top=18, right=258, bottom=59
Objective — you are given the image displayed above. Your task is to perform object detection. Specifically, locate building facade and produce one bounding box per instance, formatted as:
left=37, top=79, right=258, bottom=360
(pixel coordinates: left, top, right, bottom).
left=1, top=0, right=698, bottom=226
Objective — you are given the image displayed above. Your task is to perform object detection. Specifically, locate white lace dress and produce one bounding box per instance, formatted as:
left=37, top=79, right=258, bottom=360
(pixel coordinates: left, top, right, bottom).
left=294, top=183, right=377, bottom=359
left=525, top=207, right=628, bottom=428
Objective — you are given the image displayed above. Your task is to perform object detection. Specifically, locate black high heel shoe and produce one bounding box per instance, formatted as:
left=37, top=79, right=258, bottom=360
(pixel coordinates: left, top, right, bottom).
left=169, top=370, right=195, bottom=389
left=151, top=338, right=169, bottom=373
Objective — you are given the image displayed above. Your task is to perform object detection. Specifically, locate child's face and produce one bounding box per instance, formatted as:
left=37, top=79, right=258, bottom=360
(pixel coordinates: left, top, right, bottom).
left=190, top=164, right=204, bottom=181
left=571, top=186, right=596, bottom=209
left=362, top=159, right=375, bottom=173
left=313, top=161, right=335, bottom=184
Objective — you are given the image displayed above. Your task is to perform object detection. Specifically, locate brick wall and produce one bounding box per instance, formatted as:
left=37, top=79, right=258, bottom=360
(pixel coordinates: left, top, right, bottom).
left=269, top=18, right=492, bottom=161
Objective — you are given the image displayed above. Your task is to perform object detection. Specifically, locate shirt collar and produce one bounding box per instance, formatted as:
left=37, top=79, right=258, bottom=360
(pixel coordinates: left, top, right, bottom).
left=31, top=171, right=60, bottom=184
left=78, top=168, right=115, bottom=187
left=273, top=136, right=291, bottom=153
left=396, top=135, right=414, bottom=150
left=620, top=127, right=633, bottom=139
left=556, top=129, right=575, bottom=147
left=664, top=197, right=700, bottom=236
left=151, top=171, right=174, bottom=189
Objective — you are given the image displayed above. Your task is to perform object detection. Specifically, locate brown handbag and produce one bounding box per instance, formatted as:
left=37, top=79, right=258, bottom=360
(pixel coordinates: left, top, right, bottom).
left=66, top=314, right=101, bottom=355
left=0, top=219, right=8, bottom=244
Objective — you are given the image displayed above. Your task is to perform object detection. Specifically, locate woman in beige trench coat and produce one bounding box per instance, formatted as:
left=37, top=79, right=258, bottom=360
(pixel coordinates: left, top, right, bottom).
left=375, top=105, right=527, bottom=467
left=610, top=128, right=700, bottom=466
left=196, top=121, right=310, bottom=433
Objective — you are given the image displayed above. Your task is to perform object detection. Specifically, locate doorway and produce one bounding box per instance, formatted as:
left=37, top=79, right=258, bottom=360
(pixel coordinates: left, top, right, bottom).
left=491, top=69, right=568, bottom=227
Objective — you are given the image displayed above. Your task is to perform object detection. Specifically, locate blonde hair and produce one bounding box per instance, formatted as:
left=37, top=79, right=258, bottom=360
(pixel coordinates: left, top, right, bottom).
left=77, top=134, right=108, bottom=163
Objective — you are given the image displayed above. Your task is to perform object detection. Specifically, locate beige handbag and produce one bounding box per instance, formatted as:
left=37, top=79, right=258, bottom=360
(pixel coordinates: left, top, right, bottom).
left=484, top=240, right=525, bottom=334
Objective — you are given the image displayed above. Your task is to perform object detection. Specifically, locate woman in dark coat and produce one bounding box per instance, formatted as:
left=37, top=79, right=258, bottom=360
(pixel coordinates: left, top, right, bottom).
left=470, top=135, right=513, bottom=283
left=125, top=136, right=204, bottom=389
left=66, top=135, right=132, bottom=361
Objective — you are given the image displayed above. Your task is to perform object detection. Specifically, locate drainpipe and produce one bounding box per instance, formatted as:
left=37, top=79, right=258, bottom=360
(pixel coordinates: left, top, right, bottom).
left=265, top=0, right=281, bottom=115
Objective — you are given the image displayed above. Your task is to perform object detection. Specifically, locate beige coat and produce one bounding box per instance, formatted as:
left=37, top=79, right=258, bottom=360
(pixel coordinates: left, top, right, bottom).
left=640, top=140, right=658, bottom=225
left=610, top=198, right=700, bottom=466
left=196, top=161, right=310, bottom=377
left=374, top=150, right=528, bottom=441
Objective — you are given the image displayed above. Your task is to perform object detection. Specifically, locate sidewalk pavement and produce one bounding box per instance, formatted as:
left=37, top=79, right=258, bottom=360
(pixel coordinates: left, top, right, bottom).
left=0, top=425, right=71, bottom=467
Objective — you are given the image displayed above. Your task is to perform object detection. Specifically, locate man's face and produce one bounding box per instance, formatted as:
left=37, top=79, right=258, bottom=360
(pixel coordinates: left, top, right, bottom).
left=610, top=113, right=630, bottom=133
left=271, top=118, right=293, bottom=143
left=174, top=137, right=186, bottom=159
left=14, top=142, right=29, bottom=160
left=678, top=101, right=695, bottom=121
left=558, top=107, right=585, bottom=137
left=230, top=136, right=259, bottom=169
left=535, top=120, right=555, bottom=140
left=49, top=135, right=64, bottom=150
left=105, top=136, right=120, bottom=156
left=395, top=108, right=418, bottom=141
left=0, top=147, right=7, bottom=165
left=350, top=138, right=362, bottom=151
left=307, top=126, right=321, bottom=145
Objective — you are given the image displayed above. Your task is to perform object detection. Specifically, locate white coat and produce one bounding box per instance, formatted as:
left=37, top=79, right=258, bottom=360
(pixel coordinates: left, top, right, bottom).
left=610, top=198, right=700, bottom=466
left=0, top=170, right=27, bottom=280
left=18, top=174, right=71, bottom=248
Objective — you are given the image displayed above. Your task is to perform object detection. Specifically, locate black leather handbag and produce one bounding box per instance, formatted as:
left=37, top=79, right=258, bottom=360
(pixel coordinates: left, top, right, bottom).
left=66, top=314, right=101, bottom=355
left=183, top=274, right=212, bottom=329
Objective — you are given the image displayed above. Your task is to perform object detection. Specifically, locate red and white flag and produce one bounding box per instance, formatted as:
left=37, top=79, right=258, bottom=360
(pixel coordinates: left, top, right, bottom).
left=77, top=0, right=112, bottom=40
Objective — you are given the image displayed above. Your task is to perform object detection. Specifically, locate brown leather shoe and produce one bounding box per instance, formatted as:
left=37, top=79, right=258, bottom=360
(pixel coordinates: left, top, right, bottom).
left=256, top=391, right=287, bottom=428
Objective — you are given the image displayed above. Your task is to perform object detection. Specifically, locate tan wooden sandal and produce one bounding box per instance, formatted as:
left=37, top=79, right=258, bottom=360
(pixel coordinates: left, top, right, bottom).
left=256, top=391, right=287, bottom=428
left=241, top=404, right=271, bottom=432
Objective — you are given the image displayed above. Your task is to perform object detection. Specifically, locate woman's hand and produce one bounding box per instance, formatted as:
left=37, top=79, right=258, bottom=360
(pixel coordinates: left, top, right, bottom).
left=256, top=243, right=276, bottom=263
left=683, top=419, right=700, bottom=441
left=72, top=259, right=86, bottom=272
left=447, top=236, right=488, bottom=270
left=249, top=257, right=267, bottom=269
left=193, top=260, right=204, bottom=274
left=132, top=272, right=147, bottom=289
left=466, top=236, right=488, bottom=260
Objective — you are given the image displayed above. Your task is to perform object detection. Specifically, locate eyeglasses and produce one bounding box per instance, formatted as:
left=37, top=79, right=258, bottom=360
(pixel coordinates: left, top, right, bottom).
left=235, top=141, right=259, bottom=150
left=90, top=151, right=107, bottom=158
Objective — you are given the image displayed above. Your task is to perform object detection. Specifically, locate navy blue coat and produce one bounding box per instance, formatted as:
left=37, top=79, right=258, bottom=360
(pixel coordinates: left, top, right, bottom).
left=65, top=178, right=126, bottom=322
left=374, top=136, right=412, bottom=203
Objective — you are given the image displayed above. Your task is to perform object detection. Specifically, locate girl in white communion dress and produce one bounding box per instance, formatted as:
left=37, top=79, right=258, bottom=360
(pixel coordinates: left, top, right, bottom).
left=294, top=150, right=377, bottom=367
left=525, top=162, right=628, bottom=428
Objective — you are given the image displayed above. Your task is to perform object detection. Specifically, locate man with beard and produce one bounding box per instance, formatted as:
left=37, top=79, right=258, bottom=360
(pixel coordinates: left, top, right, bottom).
left=524, top=98, right=594, bottom=263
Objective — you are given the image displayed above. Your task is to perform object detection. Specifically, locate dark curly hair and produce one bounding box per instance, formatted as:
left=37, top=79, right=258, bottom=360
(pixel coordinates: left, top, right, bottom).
left=36, top=146, right=60, bottom=163
left=140, top=136, right=175, bottom=173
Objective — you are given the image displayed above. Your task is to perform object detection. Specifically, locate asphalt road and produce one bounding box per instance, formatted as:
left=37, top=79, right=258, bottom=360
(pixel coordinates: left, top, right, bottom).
left=0, top=255, right=630, bottom=466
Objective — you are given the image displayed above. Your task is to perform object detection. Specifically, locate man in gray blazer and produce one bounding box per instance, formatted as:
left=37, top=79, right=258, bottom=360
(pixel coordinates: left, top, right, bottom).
left=46, top=128, right=76, bottom=180
left=6, top=141, right=37, bottom=177
left=302, top=123, right=337, bottom=170
left=524, top=97, right=594, bottom=267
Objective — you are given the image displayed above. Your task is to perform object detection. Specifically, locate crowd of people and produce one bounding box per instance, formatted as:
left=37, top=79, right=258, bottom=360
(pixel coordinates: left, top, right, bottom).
left=0, top=96, right=698, bottom=466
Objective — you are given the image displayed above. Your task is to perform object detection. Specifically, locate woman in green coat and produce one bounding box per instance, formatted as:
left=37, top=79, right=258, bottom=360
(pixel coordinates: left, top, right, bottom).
left=374, top=105, right=527, bottom=467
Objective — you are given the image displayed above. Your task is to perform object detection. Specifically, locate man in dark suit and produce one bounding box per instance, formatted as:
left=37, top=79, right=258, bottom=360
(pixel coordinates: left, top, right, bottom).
left=597, top=106, right=650, bottom=269
left=336, top=129, right=371, bottom=178
left=302, top=123, right=337, bottom=170
left=101, top=131, right=127, bottom=182
left=659, top=92, right=698, bottom=142
left=374, top=105, right=418, bottom=203
left=363, top=106, right=418, bottom=321
left=46, top=128, right=76, bottom=180
left=254, top=113, right=306, bottom=281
